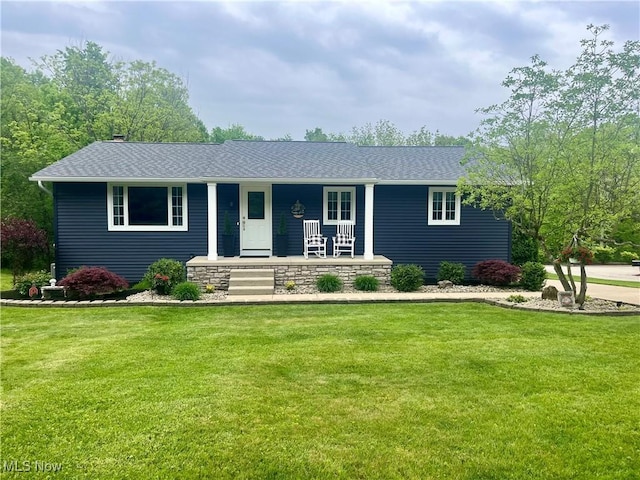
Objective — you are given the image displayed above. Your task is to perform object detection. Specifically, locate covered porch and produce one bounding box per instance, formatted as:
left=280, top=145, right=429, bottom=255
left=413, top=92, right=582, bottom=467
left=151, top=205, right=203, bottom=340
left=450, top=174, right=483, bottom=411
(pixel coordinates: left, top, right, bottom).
left=206, top=182, right=376, bottom=260
left=187, top=255, right=393, bottom=291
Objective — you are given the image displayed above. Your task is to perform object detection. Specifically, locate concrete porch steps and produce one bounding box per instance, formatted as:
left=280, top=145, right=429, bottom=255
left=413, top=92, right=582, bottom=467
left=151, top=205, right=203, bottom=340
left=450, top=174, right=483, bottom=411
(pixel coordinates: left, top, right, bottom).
left=228, top=269, right=275, bottom=296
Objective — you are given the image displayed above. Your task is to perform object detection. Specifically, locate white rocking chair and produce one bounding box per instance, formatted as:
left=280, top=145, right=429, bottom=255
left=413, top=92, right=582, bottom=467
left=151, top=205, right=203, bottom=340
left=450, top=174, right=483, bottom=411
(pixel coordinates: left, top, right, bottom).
left=332, top=222, right=355, bottom=258
left=303, top=220, right=327, bottom=259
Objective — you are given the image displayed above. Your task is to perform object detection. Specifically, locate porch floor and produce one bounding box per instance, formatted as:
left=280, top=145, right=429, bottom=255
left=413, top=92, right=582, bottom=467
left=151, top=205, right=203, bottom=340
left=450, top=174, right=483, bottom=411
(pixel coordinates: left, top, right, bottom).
left=187, top=255, right=392, bottom=267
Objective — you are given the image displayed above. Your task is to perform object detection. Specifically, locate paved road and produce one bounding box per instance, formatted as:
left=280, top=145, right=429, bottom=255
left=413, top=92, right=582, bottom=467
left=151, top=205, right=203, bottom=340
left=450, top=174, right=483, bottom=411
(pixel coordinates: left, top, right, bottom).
left=545, top=264, right=640, bottom=283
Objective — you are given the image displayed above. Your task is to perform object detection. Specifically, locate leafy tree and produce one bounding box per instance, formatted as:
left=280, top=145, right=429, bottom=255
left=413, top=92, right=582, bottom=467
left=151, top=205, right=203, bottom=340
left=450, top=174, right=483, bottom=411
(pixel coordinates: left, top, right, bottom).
left=112, top=60, right=209, bottom=142
left=347, top=119, right=405, bottom=146
left=37, top=41, right=118, bottom=145
left=271, top=133, right=293, bottom=141
left=304, top=127, right=329, bottom=142
left=460, top=25, right=640, bottom=307
left=309, top=120, right=470, bottom=146
left=0, top=58, right=74, bottom=235
left=210, top=124, right=263, bottom=143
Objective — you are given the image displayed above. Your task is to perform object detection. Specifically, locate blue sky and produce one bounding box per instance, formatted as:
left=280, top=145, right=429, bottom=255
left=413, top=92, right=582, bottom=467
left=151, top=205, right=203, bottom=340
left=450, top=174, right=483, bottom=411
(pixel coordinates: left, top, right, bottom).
left=2, top=1, right=638, bottom=140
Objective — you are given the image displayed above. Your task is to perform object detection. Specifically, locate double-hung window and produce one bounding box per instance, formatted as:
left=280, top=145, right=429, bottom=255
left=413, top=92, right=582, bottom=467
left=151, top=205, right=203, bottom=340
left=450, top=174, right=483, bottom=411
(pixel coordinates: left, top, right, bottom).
left=428, top=187, right=460, bottom=226
left=323, top=187, right=355, bottom=225
left=107, top=184, right=188, bottom=231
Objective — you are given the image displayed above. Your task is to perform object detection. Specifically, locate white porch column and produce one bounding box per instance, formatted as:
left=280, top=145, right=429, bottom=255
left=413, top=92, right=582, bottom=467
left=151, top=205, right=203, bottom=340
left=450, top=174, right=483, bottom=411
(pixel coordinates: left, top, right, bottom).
left=364, top=183, right=374, bottom=260
left=207, top=182, right=218, bottom=261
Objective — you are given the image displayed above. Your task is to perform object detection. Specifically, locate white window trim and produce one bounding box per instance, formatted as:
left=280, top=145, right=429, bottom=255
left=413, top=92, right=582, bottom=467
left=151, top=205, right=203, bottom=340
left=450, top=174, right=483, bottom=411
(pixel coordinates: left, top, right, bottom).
left=107, top=183, right=188, bottom=231
left=323, top=186, right=356, bottom=225
left=428, top=187, right=460, bottom=226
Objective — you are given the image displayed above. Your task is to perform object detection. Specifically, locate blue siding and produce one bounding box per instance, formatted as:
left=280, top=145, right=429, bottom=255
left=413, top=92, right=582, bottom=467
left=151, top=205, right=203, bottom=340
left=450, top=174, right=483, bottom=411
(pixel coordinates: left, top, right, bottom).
left=272, top=185, right=365, bottom=256
left=373, top=185, right=511, bottom=281
left=54, top=182, right=208, bottom=283
left=53, top=181, right=510, bottom=284
left=217, top=184, right=240, bottom=256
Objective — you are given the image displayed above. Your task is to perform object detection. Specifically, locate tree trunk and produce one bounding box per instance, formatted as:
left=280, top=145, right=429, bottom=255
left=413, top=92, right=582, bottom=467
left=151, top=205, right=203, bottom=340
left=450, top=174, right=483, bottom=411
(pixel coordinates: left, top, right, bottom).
left=575, top=264, right=588, bottom=309
left=553, top=261, right=571, bottom=291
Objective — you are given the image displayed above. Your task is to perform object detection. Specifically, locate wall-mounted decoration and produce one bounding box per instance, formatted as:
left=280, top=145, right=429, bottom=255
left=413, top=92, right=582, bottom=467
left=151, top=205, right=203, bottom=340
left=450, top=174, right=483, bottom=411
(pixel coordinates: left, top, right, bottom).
left=291, top=200, right=305, bottom=218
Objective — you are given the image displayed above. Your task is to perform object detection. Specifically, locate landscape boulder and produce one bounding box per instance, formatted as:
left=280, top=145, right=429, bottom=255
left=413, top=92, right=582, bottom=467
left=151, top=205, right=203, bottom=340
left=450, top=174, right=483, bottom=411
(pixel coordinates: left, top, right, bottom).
left=541, top=285, right=559, bottom=300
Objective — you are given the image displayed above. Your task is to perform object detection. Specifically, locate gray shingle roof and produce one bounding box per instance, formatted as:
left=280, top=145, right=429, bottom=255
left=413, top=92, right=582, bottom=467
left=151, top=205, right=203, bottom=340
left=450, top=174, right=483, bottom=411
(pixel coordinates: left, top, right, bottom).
left=31, top=140, right=467, bottom=184
left=30, top=141, right=221, bottom=180
left=360, top=145, right=466, bottom=182
left=205, top=140, right=374, bottom=180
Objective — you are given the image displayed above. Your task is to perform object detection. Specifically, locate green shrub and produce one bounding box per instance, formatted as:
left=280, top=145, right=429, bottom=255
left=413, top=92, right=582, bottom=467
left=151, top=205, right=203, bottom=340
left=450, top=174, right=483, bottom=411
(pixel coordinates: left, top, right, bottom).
left=593, top=245, right=615, bottom=264
left=14, top=270, right=51, bottom=297
left=620, top=251, right=637, bottom=263
left=143, top=258, right=185, bottom=294
left=285, top=281, right=296, bottom=291
left=391, top=264, right=424, bottom=292
left=172, top=282, right=201, bottom=301
left=316, top=274, right=343, bottom=293
left=519, top=262, right=546, bottom=291
left=354, top=275, right=379, bottom=292
left=506, top=294, right=528, bottom=303
left=436, top=261, right=466, bottom=285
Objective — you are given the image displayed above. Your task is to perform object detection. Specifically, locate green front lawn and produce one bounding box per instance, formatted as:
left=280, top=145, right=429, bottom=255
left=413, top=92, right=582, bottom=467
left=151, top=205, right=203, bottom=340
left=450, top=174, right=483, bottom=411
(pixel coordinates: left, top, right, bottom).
left=2, top=304, right=639, bottom=479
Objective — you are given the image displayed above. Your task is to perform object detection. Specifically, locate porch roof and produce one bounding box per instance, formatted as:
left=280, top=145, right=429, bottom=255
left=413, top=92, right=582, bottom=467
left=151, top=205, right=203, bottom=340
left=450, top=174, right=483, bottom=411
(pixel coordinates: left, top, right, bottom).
left=30, top=139, right=467, bottom=184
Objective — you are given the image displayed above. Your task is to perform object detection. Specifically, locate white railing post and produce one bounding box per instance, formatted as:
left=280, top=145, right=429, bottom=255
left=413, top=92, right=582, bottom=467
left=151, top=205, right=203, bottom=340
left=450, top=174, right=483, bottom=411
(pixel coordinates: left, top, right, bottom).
left=364, top=183, right=374, bottom=260
left=207, top=183, right=218, bottom=261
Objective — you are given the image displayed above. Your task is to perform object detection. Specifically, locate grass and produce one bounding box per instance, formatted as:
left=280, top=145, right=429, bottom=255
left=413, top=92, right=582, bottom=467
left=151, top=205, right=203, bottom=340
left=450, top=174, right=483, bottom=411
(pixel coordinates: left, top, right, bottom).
left=546, top=271, right=639, bottom=289
left=2, top=304, right=639, bottom=479
left=1, top=268, right=13, bottom=292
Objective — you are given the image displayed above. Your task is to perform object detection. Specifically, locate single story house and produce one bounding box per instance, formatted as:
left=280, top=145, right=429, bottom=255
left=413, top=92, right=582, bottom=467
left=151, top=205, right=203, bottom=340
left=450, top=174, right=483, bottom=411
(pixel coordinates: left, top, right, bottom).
left=30, top=139, right=511, bottom=289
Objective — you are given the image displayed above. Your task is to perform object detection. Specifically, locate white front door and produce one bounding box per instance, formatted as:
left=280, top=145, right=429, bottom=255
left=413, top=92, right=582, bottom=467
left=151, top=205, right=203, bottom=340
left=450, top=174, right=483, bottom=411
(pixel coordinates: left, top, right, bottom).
left=240, top=185, right=272, bottom=256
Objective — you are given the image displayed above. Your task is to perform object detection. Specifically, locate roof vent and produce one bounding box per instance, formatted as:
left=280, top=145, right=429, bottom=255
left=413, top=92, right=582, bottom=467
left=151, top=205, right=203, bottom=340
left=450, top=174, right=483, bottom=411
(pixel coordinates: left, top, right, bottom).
left=112, top=134, right=126, bottom=142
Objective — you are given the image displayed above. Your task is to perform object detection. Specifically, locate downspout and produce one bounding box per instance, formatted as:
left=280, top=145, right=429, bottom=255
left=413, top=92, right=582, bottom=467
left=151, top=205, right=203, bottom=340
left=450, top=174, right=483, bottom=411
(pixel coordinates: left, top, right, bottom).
left=37, top=180, right=56, bottom=279
left=37, top=181, right=53, bottom=196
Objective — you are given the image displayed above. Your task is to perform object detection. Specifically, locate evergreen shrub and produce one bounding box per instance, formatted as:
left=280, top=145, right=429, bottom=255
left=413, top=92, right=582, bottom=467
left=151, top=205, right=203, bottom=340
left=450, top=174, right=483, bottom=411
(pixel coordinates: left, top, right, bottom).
left=436, top=261, right=466, bottom=285
left=391, top=264, right=424, bottom=292
left=519, top=262, right=546, bottom=291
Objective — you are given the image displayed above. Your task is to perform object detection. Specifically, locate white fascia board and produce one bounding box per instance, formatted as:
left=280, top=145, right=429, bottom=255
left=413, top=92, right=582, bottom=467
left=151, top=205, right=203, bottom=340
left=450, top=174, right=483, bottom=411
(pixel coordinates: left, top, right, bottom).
left=30, top=175, right=383, bottom=185
left=200, top=177, right=379, bottom=185
left=29, top=176, right=202, bottom=183
left=376, top=179, right=461, bottom=185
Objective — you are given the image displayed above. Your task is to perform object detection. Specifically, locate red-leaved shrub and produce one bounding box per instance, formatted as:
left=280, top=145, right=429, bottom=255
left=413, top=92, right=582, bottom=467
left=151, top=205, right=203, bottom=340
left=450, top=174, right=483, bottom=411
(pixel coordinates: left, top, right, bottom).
left=58, top=266, right=128, bottom=298
left=472, top=259, right=521, bottom=286
left=1, top=217, right=49, bottom=279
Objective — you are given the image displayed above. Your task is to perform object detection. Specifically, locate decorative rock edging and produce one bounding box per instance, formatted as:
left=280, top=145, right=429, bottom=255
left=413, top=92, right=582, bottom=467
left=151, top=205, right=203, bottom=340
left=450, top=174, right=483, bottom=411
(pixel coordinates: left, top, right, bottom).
left=2, top=295, right=639, bottom=316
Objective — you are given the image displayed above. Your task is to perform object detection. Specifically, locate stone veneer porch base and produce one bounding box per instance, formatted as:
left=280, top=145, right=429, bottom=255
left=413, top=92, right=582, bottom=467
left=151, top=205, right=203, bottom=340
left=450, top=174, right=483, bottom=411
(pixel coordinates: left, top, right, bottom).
left=186, top=255, right=393, bottom=291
